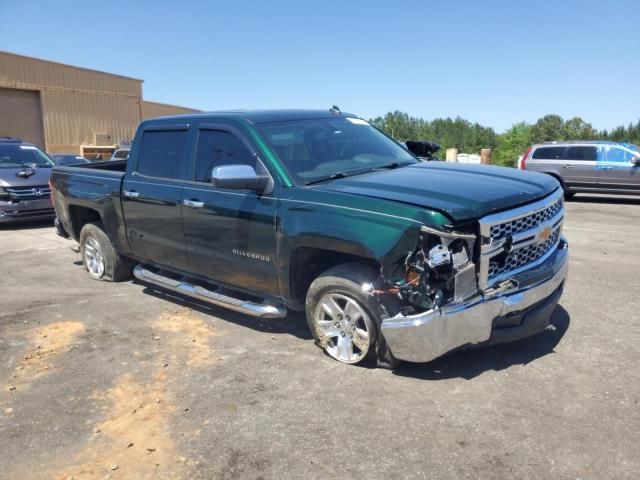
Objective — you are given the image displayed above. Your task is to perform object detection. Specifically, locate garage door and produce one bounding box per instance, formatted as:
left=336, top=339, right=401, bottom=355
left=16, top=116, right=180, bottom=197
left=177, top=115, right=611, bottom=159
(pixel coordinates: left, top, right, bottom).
left=0, top=88, right=45, bottom=148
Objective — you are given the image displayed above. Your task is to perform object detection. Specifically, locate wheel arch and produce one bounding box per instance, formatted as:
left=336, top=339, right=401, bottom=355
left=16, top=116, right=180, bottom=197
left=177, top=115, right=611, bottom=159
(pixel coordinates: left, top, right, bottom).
left=287, top=246, right=381, bottom=310
left=68, top=205, right=102, bottom=240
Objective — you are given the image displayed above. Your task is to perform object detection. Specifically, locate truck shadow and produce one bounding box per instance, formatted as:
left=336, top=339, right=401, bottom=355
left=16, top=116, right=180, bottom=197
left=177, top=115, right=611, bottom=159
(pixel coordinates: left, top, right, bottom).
left=392, top=305, right=570, bottom=381
left=137, top=283, right=313, bottom=340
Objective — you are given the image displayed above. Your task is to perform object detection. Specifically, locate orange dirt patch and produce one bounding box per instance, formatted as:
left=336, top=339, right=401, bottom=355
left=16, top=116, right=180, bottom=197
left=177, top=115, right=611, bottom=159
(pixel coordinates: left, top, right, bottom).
left=5, top=321, right=85, bottom=392
left=153, top=307, right=220, bottom=366
left=51, top=308, right=221, bottom=479
left=54, top=371, right=191, bottom=480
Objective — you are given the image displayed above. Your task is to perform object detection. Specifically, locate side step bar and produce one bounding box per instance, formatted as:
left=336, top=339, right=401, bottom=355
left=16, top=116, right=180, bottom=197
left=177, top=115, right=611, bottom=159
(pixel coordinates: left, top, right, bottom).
left=133, top=265, right=287, bottom=318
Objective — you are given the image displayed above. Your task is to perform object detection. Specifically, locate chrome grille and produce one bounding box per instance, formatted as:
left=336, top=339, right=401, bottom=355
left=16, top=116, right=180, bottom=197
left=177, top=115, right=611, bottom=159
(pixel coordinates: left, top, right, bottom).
left=4, top=185, right=51, bottom=200
left=488, top=229, right=560, bottom=278
left=479, top=190, right=564, bottom=289
left=489, top=195, right=563, bottom=240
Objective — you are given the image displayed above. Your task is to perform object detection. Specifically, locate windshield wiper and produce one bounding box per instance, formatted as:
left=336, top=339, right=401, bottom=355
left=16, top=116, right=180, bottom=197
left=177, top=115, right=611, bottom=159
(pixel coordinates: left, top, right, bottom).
left=374, top=161, right=414, bottom=170
left=305, top=162, right=415, bottom=186
left=305, top=165, right=391, bottom=185
left=305, top=171, right=350, bottom=186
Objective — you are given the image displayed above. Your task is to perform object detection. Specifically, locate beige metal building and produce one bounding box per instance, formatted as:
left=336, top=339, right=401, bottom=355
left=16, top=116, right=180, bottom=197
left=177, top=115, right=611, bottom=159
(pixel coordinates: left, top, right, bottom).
left=0, top=50, right=199, bottom=158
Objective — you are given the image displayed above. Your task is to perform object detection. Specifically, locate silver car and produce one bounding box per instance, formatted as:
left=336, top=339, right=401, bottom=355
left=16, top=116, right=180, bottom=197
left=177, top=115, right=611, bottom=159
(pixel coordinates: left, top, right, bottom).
left=520, top=141, right=640, bottom=197
left=0, top=137, right=55, bottom=223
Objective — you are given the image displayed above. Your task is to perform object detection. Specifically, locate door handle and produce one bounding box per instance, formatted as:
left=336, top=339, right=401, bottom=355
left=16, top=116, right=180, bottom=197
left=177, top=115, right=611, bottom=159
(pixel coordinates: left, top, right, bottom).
left=183, top=199, right=204, bottom=208
left=563, top=164, right=572, bottom=169
left=602, top=166, right=614, bottom=170
left=123, top=190, right=139, bottom=198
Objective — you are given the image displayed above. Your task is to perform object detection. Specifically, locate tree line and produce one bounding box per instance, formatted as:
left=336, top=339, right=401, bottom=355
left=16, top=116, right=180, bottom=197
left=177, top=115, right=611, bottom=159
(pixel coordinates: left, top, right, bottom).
left=370, top=111, right=640, bottom=167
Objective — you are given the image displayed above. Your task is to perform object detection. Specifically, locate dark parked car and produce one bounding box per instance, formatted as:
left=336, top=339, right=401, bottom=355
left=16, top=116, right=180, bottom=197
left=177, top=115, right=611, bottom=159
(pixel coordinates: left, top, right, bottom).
left=0, top=137, right=55, bottom=223
left=51, top=109, right=568, bottom=368
left=51, top=154, right=91, bottom=166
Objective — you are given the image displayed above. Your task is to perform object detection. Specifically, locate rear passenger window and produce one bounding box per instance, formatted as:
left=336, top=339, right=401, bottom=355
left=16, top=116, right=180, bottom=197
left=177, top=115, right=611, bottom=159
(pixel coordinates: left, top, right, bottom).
left=532, top=147, right=565, bottom=160
left=137, top=130, right=188, bottom=178
left=563, top=146, right=597, bottom=161
left=194, top=129, right=255, bottom=183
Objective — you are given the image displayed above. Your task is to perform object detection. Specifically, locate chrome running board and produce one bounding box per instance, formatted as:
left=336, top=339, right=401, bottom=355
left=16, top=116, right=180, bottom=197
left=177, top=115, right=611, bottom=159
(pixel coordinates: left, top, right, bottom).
left=133, top=265, right=287, bottom=318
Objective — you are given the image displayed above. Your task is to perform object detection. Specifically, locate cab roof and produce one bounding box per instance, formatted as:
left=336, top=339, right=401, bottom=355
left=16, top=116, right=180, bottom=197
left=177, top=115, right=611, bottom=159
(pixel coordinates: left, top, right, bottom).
left=0, top=136, right=29, bottom=144
left=144, top=109, right=358, bottom=125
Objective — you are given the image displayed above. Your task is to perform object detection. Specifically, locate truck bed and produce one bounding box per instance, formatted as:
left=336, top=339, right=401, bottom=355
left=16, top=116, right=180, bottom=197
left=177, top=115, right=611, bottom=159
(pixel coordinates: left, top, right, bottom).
left=50, top=160, right=130, bottom=253
left=67, top=159, right=128, bottom=172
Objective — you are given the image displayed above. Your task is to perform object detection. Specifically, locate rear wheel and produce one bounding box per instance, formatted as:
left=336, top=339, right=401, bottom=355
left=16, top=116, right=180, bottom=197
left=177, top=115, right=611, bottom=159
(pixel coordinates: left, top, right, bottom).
left=305, top=263, right=400, bottom=368
left=79, top=222, right=133, bottom=282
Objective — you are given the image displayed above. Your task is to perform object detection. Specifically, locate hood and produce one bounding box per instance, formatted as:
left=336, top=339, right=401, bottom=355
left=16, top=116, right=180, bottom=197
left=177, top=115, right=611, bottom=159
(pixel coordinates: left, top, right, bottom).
left=0, top=167, right=53, bottom=188
left=314, top=162, right=559, bottom=222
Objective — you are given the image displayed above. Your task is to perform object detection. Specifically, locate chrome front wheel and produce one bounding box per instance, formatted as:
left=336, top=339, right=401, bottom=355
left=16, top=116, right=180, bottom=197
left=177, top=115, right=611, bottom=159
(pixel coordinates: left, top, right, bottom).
left=312, top=293, right=373, bottom=364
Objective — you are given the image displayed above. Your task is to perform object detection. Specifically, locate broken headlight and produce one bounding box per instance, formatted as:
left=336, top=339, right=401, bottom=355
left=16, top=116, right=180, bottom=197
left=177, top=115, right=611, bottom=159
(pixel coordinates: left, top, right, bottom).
left=397, top=225, right=477, bottom=312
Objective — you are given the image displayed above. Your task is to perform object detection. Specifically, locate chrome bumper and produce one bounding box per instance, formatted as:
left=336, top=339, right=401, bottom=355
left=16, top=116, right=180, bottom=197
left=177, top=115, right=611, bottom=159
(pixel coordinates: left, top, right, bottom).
left=381, top=237, right=569, bottom=363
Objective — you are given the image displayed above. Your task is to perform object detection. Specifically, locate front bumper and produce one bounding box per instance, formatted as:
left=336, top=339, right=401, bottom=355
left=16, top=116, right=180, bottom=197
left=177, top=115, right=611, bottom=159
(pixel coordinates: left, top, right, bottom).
left=0, top=198, right=55, bottom=223
left=381, top=237, right=569, bottom=363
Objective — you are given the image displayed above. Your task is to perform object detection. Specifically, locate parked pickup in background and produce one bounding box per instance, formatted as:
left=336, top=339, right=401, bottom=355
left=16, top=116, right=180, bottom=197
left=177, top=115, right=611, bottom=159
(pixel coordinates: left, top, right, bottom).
left=50, top=109, right=569, bottom=367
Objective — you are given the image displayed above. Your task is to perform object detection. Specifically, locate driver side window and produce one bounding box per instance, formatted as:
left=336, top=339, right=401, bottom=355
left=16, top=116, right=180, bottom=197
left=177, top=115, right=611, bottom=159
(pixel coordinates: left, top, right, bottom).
left=194, top=129, right=256, bottom=183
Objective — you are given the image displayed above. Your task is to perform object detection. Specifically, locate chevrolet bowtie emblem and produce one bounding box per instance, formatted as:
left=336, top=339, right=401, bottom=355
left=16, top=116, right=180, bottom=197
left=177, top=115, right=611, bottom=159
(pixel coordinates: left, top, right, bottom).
left=538, top=226, right=553, bottom=242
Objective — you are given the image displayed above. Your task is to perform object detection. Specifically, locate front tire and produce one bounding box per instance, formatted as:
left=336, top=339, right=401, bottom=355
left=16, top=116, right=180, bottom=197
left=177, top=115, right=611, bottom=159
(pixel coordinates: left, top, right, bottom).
left=305, top=263, right=400, bottom=368
left=79, top=222, right=133, bottom=282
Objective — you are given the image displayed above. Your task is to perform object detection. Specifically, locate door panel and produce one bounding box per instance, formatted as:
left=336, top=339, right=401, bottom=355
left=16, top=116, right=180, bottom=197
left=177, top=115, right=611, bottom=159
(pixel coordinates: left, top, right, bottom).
left=121, top=126, right=191, bottom=270
left=560, top=146, right=598, bottom=189
left=182, top=185, right=278, bottom=295
left=181, top=126, right=279, bottom=296
left=122, top=177, right=188, bottom=270
left=597, top=146, right=640, bottom=191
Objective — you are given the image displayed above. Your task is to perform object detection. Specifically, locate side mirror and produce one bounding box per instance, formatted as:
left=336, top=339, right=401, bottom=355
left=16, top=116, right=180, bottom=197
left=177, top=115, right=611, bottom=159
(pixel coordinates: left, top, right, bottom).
left=211, top=165, right=270, bottom=192
left=632, top=156, right=640, bottom=166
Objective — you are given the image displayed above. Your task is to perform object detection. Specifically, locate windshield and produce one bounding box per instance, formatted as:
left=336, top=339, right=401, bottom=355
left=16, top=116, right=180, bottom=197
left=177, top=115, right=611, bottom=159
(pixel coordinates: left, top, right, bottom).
left=0, top=144, right=54, bottom=168
left=257, top=117, right=417, bottom=184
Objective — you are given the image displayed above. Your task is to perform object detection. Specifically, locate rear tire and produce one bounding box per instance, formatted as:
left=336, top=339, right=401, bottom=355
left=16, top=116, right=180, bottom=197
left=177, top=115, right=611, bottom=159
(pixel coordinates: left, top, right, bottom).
left=305, top=263, right=401, bottom=368
left=79, top=222, right=133, bottom=282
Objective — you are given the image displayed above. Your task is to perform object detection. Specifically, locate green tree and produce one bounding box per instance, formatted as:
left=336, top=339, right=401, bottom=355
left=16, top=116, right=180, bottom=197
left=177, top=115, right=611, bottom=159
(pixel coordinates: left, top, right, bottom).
left=529, top=114, right=565, bottom=143
left=493, top=122, right=532, bottom=167
left=370, top=112, right=498, bottom=157
left=563, top=117, right=596, bottom=140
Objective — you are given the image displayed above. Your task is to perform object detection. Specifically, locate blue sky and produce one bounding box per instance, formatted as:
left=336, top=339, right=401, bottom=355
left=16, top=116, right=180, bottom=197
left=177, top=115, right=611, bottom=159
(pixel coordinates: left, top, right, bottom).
left=1, top=0, right=638, bottom=132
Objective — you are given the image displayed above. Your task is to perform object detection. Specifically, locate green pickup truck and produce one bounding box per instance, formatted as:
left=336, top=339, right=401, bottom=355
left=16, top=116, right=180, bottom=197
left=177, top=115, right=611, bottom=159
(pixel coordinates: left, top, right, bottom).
left=50, top=109, right=568, bottom=368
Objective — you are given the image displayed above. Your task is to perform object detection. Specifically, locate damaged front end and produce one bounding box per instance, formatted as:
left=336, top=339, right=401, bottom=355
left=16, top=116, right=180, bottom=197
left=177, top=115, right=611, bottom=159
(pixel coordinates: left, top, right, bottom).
left=369, top=212, right=569, bottom=363
left=370, top=224, right=479, bottom=315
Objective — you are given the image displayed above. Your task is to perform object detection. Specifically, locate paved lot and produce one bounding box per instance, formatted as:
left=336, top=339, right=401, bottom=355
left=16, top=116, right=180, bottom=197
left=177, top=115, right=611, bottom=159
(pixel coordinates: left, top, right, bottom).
left=1, top=195, right=639, bottom=480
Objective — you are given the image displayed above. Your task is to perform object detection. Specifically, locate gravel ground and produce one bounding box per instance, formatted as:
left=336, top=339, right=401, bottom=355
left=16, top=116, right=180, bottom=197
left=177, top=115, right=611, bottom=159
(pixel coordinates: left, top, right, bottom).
left=1, top=194, right=639, bottom=480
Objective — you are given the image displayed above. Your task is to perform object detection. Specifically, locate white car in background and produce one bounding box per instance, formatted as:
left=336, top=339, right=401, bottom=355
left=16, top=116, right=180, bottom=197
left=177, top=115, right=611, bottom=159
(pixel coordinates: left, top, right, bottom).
left=110, top=148, right=130, bottom=161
